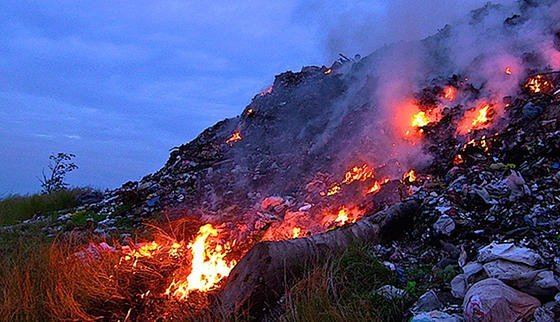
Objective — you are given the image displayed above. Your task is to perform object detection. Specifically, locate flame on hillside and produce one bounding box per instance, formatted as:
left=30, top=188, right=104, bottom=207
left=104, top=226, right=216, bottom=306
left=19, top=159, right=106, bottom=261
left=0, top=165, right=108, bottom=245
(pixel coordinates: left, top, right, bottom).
left=443, top=86, right=457, bottom=101
left=457, top=103, right=493, bottom=134
left=226, top=131, right=242, bottom=144
left=525, top=75, right=553, bottom=93
left=165, top=224, right=236, bottom=300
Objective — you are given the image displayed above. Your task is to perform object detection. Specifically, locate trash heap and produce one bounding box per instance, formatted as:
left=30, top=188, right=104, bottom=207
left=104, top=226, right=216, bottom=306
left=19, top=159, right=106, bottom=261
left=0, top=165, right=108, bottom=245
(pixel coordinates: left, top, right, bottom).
left=367, top=90, right=560, bottom=321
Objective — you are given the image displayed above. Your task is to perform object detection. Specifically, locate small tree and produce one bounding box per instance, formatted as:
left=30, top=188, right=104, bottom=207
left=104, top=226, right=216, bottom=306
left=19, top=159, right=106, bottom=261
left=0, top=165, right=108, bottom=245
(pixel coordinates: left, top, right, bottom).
left=40, top=153, right=78, bottom=194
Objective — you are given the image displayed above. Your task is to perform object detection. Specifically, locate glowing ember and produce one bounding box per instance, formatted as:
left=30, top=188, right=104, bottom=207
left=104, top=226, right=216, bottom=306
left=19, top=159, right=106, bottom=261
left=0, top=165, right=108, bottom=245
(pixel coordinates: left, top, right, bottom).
left=453, top=154, right=464, bottom=165
left=166, top=224, right=236, bottom=300
left=525, top=75, right=553, bottom=93
left=324, top=68, right=333, bottom=75
left=411, top=111, right=430, bottom=128
left=225, top=131, right=242, bottom=144
left=341, top=164, right=374, bottom=184
left=292, top=227, right=301, bottom=238
left=505, top=67, right=512, bottom=75
left=403, top=169, right=416, bottom=183
left=322, top=184, right=341, bottom=196
left=259, top=86, right=273, bottom=96
left=443, top=86, right=457, bottom=101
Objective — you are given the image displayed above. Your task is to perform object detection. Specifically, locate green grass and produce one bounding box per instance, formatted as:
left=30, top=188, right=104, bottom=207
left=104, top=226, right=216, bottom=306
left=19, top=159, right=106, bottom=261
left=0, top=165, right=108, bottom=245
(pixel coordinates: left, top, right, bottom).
left=0, top=189, right=83, bottom=226
left=281, top=244, right=416, bottom=322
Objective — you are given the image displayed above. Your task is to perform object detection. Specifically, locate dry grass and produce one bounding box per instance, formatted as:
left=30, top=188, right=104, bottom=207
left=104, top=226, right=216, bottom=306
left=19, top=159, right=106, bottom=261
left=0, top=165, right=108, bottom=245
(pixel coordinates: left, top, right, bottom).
left=0, top=234, right=127, bottom=321
left=0, top=217, right=217, bottom=321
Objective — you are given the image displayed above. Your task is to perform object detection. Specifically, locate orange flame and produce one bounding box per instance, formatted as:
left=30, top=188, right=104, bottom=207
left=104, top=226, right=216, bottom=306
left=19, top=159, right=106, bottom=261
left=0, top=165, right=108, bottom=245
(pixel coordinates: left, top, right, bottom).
left=505, top=67, right=512, bottom=75
left=292, top=227, right=301, bottom=238
left=334, top=208, right=349, bottom=225
left=471, top=104, right=490, bottom=128
left=327, top=207, right=362, bottom=227
left=525, top=75, right=553, bottom=93
left=443, top=86, right=457, bottom=101
left=225, top=131, right=242, bottom=144
left=166, top=224, right=236, bottom=300
left=453, top=154, right=464, bottom=165
left=411, top=111, right=430, bottom=128
left=341, top=164, right=374, bottom=184
left=403, top=169, right=416, bottom=183
left=324, top=184, right=341, bottom=196
left=457, top=103, right=493, bottom=134
left=366, top=178, right=390, bottom=194
left=324, top=68, right=333, bottom=75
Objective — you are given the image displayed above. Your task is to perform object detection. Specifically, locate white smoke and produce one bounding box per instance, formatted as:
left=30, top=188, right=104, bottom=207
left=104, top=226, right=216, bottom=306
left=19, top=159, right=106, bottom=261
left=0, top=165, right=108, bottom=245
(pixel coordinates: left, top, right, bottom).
left=315, top=0, right=560, bottom=173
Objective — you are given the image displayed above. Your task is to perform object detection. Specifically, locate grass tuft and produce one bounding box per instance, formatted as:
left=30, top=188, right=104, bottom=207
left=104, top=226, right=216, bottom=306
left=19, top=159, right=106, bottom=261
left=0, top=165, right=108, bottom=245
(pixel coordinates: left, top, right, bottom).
left=281, top=244, right=414, bottom=322
left=0, top=189, right=84, bottom=226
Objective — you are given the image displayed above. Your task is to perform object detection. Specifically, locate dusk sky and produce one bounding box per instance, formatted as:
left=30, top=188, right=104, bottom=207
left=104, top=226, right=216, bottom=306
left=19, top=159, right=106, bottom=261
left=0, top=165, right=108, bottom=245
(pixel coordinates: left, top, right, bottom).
left=0, top=0, right=513, bottom=195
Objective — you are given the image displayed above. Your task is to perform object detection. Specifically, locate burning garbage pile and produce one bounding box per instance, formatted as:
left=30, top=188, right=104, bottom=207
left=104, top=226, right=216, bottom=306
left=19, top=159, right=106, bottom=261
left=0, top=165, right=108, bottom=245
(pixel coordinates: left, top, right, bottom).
left=34, top=1, right=560, bottom=320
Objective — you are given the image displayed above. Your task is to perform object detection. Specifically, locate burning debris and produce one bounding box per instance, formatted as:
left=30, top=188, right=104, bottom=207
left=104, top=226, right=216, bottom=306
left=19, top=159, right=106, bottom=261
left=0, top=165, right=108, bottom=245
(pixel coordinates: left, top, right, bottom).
left=225, top=130, right=242, bottom=144
left=525, top=74, right=555, bottom=94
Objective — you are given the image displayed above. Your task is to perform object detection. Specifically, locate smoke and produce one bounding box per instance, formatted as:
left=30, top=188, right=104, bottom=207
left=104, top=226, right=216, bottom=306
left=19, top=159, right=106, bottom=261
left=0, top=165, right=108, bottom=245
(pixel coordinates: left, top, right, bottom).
left=305, top=0, right=516, bottom=61
left=311, top=0, right=560, bottom=174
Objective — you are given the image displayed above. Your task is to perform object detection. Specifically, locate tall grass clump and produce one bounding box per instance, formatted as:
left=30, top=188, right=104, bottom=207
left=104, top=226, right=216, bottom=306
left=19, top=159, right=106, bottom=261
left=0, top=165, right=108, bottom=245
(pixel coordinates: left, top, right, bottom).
left=0, top=189, right=83, bottom=226
left=281, top=244, right=415, bottom=322
left=0, top=234, right=127, bottom=321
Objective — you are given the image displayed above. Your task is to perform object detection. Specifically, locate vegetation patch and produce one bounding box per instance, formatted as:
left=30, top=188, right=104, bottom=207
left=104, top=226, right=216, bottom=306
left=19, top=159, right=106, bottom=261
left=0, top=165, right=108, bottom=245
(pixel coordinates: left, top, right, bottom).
left=0, top=189, right=84, bottom=226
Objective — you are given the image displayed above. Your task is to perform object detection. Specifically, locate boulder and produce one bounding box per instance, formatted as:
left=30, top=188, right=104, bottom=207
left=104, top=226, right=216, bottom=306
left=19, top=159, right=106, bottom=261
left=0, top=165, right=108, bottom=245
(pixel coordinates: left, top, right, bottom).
left=463, top=278, right=540, bottom=322
left=477, top=242, right=543, bottom=267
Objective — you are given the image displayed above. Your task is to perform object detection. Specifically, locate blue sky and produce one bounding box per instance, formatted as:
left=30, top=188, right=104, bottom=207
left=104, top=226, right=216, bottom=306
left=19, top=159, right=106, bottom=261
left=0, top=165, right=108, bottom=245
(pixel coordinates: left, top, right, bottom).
left=0, top=1, right=510, bottom=195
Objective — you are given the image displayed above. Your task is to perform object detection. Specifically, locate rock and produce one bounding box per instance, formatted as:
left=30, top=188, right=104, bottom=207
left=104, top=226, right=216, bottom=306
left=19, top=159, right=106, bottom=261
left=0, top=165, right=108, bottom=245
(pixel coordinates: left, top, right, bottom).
left=411, top=310, right=463, bottom=322
left=477, top=242, right=543, bottom=267
left=433, top=215, right=455, bottom=236
left=463, top=278, right=540, bottom=322
left=451, top=274, right=468, bottom=299
left=376, top=285, right=406, bottom=299
left=412, top=290, right=443, bottom=313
